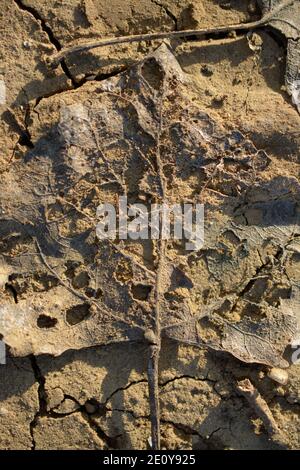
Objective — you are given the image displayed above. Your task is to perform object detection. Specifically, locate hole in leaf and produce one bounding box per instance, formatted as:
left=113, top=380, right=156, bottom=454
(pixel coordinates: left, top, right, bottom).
left=141, top=58, right=164, bottom=91
left=66, top=304, right=91, bottom=325
left=131, top=284, right=152, bottom=301
left=72, top=271, right=90, bottom=289
left=85, top=287, right=103, bottom=299
left=170, top=267, right=193, bottom=290
left=37, top=315, right=58, bottom=329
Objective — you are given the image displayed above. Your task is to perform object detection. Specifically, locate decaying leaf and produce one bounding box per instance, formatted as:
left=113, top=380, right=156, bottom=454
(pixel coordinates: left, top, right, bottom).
left=258, top=0, right=300, bottom=110
left=0, top=44, right=299, bottom=448
left=258, top=0, right=300, bottom=41
left=165, top=299, right=297, bottom=369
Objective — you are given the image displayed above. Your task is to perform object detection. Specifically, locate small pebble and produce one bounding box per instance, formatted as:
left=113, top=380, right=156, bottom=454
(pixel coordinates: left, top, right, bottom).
left=0, top=407, right=8, bottom=417
left=228, top=31, right=237, bottom=39
left=144, top=329, right=157, bottom=345
left=267, top=367, right=288, bottom=385
left=85, top=402, right=97, bottom=414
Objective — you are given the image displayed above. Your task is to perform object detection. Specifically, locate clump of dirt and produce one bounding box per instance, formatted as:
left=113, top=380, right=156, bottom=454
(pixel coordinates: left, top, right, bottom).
left=0, top=0, right=299, bottom=450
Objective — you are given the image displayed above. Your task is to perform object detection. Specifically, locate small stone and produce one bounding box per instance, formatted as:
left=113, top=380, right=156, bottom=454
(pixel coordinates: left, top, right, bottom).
left=0, top=407, right=8, bottom=417
left=144, top=329, right=157, bottom=345
left=178, top=3, right=204, bottom=30
left=85, top=402, right=97, bottom=414
left=267, top=367, right=289, bottom=385
left=23, top=41, right=31, bottom=49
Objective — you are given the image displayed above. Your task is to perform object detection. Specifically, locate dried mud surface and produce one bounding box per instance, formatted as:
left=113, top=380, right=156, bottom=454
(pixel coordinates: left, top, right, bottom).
left=0, top=0, right=299, bottom=450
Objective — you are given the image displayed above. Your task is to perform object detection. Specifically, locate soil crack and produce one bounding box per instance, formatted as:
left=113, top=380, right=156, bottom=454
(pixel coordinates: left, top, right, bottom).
left=150, top=0, right=178, bottom=30
left=13, top=0, right=76, bottom=86
left=29, top=355, right=47, bottom=450
left=159, top=374, right=217, bottom=388
left=104, top=379, right=148, bottom=405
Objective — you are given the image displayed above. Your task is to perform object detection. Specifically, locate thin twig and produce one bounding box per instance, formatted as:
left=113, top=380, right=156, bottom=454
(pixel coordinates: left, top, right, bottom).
left=237, top=378, right=281, bottom=437
left=47, top=0, right=294, bottom=66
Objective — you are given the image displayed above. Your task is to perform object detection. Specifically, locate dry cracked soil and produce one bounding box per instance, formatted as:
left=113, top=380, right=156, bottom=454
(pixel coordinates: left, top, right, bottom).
left=0, top=0, right=300, bottom=450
